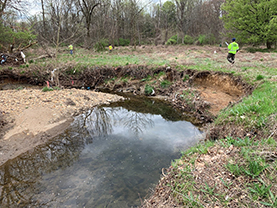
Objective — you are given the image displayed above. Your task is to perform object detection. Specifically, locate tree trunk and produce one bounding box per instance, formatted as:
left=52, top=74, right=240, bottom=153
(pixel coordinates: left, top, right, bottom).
left=266, top=41, right=272, bottom=49
left=41, top=0, right=46, bottom=33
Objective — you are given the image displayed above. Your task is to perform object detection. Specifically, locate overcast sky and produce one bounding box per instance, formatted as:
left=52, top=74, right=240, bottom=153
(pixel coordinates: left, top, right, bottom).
left=27, top=0, right=169, bottom=16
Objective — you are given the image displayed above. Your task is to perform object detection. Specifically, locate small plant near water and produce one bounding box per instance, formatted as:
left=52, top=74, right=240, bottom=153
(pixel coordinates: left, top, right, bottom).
left=42, top=87, right=54, bottom=92
left=160, top=80, right=171, bottom=88
left=121, top=78, right=128, bottom=83
left=53, top=86, right=61, bottom=90
left=183, top=74, right=190, bottom=82
left=141, top=75, right=152, bottom=82
left=16, top=86, right=24, bottom=90
left=144, top=84, right=154, bottom=95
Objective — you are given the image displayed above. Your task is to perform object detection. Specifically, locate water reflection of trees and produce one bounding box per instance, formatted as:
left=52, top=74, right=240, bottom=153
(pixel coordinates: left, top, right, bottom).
left=75, top=107, right=113, bottom=138
left=75, top=106, right=154, bottom=137
left=0, top=105, right=157, bottom=207
left=119, top=111, right=154, bottom=135
left=0, top=129, right=88, bottom=207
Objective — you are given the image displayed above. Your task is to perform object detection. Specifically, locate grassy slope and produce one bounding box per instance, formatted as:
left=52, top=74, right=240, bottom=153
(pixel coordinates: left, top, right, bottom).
left=16, top=45, right=277, bottom=207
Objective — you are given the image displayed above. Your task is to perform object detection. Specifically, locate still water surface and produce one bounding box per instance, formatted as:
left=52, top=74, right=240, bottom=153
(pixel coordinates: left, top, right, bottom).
left=0, top=97, right=202, bottom=208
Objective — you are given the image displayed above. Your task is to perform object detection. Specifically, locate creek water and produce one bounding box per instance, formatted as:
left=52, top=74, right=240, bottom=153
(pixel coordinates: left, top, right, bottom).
left=0, top=96, right=202, bottom=208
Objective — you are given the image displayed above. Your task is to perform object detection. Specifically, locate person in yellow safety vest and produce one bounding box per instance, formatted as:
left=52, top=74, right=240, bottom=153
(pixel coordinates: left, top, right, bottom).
left=227, top=38, right=239, bottom=64
left=109, top=44, right=113, bottom=52
left=68, top=44, right=73, bottom=55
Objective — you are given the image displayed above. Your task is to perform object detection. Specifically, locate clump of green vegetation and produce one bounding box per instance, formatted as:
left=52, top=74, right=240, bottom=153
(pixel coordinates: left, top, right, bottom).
left=141, top=75, right=152, bottom=82
left=183, top=35, right=194, bottom=45
left=53, top=86, right=61, bottom=90
left=166, top=35, right=178, bottom=45
left=42, top=87, right=53, bottom=92
left=160, top=80, right=171, bottom=88
left=183, top=74, right=190, bottom=82
left=121, top=78, right=128, bottom=83
left=16, top=86, right=24, bottom=90
left=144, top=84, right=154, bottom=95
left=256, top=74, right=264, bottom=80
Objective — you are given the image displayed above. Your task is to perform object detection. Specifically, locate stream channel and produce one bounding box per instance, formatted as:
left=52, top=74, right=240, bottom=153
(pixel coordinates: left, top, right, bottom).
left=0, top=93, right=202, bottom=208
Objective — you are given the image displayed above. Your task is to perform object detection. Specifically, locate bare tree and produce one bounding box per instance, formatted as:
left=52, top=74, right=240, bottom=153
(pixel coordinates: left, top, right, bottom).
left=74, top=0, right=101, bottom=46
left=0, top=0, right=30, bottom=19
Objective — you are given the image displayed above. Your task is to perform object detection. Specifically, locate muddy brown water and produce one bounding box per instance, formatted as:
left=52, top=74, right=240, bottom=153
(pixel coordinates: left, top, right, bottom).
left=0, top=95, right=202, bottom=208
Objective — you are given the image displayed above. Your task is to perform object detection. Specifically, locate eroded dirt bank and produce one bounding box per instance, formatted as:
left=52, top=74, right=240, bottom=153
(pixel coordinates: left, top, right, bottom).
left=0, top=66, right=253, bottom=167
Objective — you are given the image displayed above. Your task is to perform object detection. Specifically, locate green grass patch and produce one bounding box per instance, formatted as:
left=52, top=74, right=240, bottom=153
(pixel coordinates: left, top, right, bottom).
left=42, top=87, right=53, bottom=92
left=144, top=84, right=154, bottom=95
left=215, top=81, right=277, bottom=130
left=160, top=80, right=171, bottom=88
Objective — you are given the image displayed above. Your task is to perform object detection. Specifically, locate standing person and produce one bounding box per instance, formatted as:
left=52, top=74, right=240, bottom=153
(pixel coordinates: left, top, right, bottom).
left=227, top=38, right=239, bottom=64
left=108, top=44, right=113, bottom=52
left=68, top=44, right=73, bottom=55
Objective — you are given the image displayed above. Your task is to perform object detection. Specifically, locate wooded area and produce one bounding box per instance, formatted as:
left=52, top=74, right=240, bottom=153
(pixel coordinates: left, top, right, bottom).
left=0, top=0, right=276, bottom=52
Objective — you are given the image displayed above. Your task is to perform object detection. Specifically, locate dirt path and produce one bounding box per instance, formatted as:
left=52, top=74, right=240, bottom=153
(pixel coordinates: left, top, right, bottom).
left=0, top=88, right=124, bottom=166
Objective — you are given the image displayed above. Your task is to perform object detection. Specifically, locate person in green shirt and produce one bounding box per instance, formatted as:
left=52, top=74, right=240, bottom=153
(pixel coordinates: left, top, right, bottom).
left=227, top=38, right=239, bottom=64
left=68, top=44, right=73, bottom=55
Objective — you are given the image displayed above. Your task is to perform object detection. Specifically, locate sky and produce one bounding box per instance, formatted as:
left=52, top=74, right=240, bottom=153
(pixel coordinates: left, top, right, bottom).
left=26, top=0, right=169, bottom=16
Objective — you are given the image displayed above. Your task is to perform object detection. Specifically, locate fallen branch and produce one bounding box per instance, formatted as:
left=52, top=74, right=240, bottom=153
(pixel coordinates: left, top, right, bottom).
left=33, top=54, right=54, bottom=60
left=16, top=41, right=38, bottom=51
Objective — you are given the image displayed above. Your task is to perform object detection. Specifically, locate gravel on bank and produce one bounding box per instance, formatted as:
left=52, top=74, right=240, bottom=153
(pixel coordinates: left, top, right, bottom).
left=0, top=88, right=123, bottom=123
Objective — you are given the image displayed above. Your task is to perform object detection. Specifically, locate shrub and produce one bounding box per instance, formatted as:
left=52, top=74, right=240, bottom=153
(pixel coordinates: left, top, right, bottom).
left=94, top=39, right=109, bottom=52
left=144, top=84, right=154, bottom=95
left=183, top=35, right=194, bottom=45
left=205, top=33, right=216, bottom=45
left=166, top=35, right=178, bottom=45
left=197, top=35, right=207, bottom=45
left=118, top=38, right=130, bottom=46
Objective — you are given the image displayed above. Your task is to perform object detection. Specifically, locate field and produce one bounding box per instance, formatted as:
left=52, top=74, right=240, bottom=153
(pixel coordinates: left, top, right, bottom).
left=1, top=44, right=277, bottom=207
